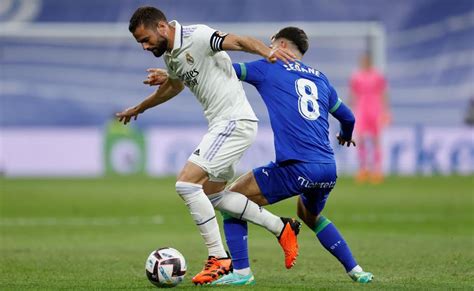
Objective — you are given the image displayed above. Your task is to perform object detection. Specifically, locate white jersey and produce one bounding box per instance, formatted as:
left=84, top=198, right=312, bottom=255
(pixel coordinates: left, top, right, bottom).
left=164, top=21, right=258, bottom=126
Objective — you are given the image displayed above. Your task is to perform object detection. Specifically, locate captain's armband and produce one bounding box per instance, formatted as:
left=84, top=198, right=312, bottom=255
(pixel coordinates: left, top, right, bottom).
left=210, top=31, right=228, bottom=52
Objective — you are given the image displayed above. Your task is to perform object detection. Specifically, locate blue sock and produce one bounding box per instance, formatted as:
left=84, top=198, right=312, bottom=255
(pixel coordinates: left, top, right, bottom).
left=222, top=212, right=250, bottom=270
left=314, top=216, right=358, bottom=272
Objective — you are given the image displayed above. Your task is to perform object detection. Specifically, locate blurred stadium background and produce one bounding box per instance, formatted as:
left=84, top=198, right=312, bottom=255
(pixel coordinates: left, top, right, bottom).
left=1, top=0, right=473, bottom=177
left=1, top=0, right=473, bottom=289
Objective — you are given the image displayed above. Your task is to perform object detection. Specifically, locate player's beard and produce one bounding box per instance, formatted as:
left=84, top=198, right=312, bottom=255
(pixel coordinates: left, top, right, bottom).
left=150, top=39, right=168, bottom=57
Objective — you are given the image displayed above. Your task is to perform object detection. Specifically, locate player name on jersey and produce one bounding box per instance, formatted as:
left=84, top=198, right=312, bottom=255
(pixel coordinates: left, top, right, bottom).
left=283, top=62, right=320, bottom=77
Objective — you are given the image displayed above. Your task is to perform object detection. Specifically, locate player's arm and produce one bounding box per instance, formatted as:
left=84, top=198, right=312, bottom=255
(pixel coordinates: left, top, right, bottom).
left=328, top=85, right=356, bottom=147
left=116, top=78, right=184, bottom=125
left=219, top=33, right=295, bottom=64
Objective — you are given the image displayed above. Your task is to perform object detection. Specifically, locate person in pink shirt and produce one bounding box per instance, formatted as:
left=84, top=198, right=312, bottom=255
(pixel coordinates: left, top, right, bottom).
left=349, top=53, right=391, bottom=184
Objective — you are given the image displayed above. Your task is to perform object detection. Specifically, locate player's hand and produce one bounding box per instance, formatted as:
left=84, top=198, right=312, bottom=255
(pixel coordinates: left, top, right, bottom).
left=116, top=106, right=142, bottom=125
left=337, top=134, right=356, bottom=147
left=143, top=68, right=168, bottom=86
left=267, top=47, right=295, bottom=64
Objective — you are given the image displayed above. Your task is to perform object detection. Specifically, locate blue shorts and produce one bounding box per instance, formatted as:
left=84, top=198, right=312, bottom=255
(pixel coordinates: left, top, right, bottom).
left=253, top=161, right=337, bottom=215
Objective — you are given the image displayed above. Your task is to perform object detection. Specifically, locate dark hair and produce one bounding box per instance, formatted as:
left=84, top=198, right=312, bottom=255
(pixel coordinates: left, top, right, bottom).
left=129, top=6, right=167, bottom=33
left=273, top=27, right=309, bottom=55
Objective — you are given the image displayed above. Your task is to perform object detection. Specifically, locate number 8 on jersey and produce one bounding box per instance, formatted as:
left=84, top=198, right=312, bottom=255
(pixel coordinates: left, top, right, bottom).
left=296, top=78, right=320, bottom=120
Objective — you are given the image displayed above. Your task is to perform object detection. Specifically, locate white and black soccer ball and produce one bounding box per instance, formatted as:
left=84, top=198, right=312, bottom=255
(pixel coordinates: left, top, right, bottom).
left=145, top=247, right=186, bottom=288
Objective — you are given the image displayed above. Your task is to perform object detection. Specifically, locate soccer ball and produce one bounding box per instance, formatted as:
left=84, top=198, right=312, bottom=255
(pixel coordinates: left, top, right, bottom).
left=145, top=247, right=187, bottom=288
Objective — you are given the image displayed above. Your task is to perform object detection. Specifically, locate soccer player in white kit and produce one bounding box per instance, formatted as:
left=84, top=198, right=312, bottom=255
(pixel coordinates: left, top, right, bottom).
left=116, top=6, right=301, bottom=284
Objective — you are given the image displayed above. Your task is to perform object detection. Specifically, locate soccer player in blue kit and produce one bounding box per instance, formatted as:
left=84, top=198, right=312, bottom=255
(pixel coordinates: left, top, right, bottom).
left=211, top=27, right=374, bottom=285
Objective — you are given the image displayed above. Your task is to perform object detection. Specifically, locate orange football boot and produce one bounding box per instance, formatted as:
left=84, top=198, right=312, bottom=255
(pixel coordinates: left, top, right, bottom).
left=192, top=255, right=233, bottom=285
left=278, top=218, right=301, bottom=269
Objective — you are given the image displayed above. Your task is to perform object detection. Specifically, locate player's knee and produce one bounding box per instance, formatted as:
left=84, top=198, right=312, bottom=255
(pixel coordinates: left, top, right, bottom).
left=176, top=162, right=208, bottom=185
left=175, top=181, right=202, bottom=199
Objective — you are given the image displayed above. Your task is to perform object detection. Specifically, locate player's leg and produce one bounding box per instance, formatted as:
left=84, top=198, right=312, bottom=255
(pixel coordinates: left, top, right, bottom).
left=209, top=167, right=301, bottom=264
left=199, top=121, right=284, bottom=240
left=212, top=164, right=304, bottom=286
left=297, top=194, right=373, bottom=283
left=211, top=211, right=256, bottom=286
left=209, top=173, right=300, bottom=276
left=194, top=119, right=298, bottom=264
left=210, top=171, right=285, bottom=238
left=176, top=161, right=227, bottom=259
left=177, top=123, right=235, bottom=285
left=209, top=172, right=258, bottom=286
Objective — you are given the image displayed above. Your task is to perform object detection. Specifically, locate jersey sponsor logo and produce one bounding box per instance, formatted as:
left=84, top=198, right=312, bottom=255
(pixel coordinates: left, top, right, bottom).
left=262, top=168, right=269, bottom=176
left=216, top=31, right=228, bottom=37
left=178, top=69, right=199, bottom=88
left=297, top=176, right=336, bottom=189
left=185, top=53, right=195, bottom=65
left=193, top=149, right=200, bottom=156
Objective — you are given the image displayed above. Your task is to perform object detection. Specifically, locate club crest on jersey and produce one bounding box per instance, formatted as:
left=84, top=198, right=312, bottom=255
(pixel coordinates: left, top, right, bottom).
left=185, top=53, right=194, bottom=65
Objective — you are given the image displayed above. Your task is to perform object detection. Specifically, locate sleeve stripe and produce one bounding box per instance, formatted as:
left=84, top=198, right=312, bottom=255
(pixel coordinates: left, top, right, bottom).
left=216, top=38, right=223, bottom=50
left=329, top=98, right=342, bottom=113
left=239, top=63, right=247, bottom=81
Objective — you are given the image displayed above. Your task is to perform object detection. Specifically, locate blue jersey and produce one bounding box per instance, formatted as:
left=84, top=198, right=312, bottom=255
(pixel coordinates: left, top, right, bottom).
left=233, top=59, right=345, bottom=164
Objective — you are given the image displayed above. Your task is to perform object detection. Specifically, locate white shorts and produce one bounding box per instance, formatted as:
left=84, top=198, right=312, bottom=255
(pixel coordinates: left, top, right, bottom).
left=188, top=120, right=258, bottom=182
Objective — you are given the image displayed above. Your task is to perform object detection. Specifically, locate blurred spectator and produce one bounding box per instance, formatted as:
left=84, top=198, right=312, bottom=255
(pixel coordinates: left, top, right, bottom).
left=349, top=52, right=391, bottom=184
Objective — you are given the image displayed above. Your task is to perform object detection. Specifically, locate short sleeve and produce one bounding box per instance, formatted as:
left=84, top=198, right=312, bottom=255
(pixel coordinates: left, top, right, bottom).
left=233, top=59, right=270, bottom=86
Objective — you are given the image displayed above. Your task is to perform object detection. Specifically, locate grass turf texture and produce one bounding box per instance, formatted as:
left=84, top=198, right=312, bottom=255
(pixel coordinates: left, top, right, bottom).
left=1, top=176, right=473, bottom=290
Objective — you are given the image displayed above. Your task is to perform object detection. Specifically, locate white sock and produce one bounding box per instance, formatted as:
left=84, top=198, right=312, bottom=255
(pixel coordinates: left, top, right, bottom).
left=348, top=265, right=363, bottom=275
left=234, top=267, right=251, bottom=276
left=175, top=181, right=227, bottom=258
left=209, top=190, right=284, bottom=236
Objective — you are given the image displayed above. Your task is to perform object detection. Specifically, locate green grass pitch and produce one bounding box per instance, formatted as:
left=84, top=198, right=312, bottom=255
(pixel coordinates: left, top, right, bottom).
left=1, top=176, right=473, bottom=290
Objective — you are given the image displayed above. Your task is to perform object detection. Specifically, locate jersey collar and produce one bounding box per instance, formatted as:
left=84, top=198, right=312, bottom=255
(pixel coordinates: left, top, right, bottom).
left=168, top=20, right=183, bottom=54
